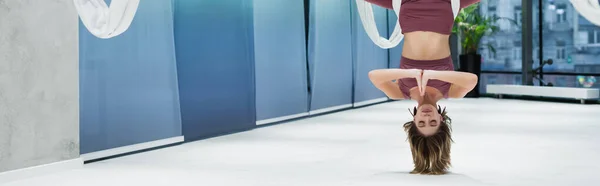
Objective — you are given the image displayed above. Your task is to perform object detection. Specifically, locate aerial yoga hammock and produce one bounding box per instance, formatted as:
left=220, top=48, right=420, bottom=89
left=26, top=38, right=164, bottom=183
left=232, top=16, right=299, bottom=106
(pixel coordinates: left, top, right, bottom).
left=570, top=0, right=600, bottom=26
left=74, top=0, right=140, bottom=39
left=72, top=0, right=600, bottom=39
left=354, top=0, right=460, bottom=49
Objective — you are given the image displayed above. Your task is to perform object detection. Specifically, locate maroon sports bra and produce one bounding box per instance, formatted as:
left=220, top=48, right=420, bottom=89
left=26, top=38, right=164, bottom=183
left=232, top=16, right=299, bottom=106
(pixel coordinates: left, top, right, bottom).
left=365, top=0, right=480, bottom=35
left=397, top=56, right=454, bottom=99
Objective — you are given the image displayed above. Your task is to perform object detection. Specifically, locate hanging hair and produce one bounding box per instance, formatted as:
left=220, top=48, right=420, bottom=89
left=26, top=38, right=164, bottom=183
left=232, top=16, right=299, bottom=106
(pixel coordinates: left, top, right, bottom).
left=403, top=105, right=453, bottom=175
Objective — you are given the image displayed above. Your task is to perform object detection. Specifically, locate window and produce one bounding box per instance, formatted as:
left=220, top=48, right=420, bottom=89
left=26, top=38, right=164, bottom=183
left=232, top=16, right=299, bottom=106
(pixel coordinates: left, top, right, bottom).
left=478, top=1, right=523, bottom=93
left=575, top=30, right=600, bottom=46
left=514, top=6, right=522, bottom=26
left=556, top=4, right=567, bottom=23
left=555, top=40, right=566, bottom=60
left=579, top=31, right=589, bottom=45
left=479, top=74, right=522, bottom=94
left=556, top=47, right=566, bottom=60
left=557, top=77, right=567, bottom=86
left=482, top=49, right=496, bottom=61
left=488, top=75, right=497, bottom=84
left=536, top=0, right=600, bottom=88
left=584, top=66, right=591, bottom=73
left=585, top=30, right=600, bottom=44
left=513, top=41, right=522, bottom=60
left=479, top=1, right=521, bottom=72
left=488, top=6, right=497, bottom=18
left=489, top=49, right=496, bottom=60
left=513, top=48, right=522, bottom=60
left=485, top=41, right=497, bottom=60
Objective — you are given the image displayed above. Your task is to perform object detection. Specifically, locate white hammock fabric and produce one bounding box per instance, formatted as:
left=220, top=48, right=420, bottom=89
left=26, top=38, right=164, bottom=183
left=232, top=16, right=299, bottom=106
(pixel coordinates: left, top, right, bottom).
left=570, top=0, right=600, bottom=26
left=355, top=0, right=461, bottom=49
left=74, top=0, right=140, bottom=39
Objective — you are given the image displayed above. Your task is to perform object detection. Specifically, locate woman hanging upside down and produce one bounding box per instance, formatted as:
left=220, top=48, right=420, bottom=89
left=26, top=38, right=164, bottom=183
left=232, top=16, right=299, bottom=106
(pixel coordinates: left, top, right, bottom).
left=360, top=0, right=480, bottom=175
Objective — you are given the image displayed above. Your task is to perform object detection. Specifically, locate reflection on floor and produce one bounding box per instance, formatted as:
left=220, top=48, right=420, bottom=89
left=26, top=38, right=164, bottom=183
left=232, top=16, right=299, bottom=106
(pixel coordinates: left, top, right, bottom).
left=4, top=98, right=600, bottom=186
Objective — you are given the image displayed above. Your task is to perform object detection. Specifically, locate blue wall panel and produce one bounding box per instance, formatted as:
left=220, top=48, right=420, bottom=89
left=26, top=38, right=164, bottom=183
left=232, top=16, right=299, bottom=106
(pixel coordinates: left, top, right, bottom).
left=387, top=11, right=404, bottom=69
left=79, top=0, right=182, bottom=154
left=351, top=3, right=389, bottom=104
left=308, top=0, right=354, bottom=111
left=254, top=0, right=309, bottom=121
left=174, top=0, right=256, bottom=140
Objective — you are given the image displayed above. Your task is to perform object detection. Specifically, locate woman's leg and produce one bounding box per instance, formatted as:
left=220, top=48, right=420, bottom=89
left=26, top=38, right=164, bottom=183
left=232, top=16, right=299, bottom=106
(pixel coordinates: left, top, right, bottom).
left=364, top=0, right=394, bottom=9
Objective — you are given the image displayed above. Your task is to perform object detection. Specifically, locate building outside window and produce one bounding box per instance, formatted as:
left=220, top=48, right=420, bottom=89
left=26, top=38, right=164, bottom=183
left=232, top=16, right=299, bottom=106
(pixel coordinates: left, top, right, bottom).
left=477, top=0, right=600, bottom=93
left=556, top=4, right=567, bottom=23
left=513, top=48, right=522, bottom=60
left=556, top=47, right=566, bottom=60
left=514, top=6, right=522, bottom=26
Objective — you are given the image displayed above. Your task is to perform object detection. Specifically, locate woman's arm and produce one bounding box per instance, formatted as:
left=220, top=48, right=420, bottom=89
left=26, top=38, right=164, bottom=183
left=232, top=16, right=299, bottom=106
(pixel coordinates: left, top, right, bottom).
left=422, top=70, right=478, bottom=98
left=368, top=69, right=422, bottom=100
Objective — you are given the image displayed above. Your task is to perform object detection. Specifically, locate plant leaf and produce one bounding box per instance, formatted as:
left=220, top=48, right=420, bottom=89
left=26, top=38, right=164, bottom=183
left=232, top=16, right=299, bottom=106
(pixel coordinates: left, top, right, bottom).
left=452, top=2, right=506, bottom=54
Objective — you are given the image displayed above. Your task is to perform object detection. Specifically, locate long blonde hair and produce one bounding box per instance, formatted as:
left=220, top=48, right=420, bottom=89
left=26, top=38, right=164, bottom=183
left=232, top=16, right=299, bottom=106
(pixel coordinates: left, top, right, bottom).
left=403, top=106, right=453, bottom=175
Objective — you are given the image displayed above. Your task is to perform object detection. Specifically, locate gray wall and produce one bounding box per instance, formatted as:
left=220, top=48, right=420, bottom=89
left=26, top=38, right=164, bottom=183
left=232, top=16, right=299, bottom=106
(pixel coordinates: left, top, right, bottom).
left=0, top=0, right=79, bottom=172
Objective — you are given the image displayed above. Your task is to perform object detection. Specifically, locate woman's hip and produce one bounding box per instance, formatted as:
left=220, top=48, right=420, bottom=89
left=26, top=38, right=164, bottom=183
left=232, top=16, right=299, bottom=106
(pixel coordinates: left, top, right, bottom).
left=399, top=55, right=454, bottom=71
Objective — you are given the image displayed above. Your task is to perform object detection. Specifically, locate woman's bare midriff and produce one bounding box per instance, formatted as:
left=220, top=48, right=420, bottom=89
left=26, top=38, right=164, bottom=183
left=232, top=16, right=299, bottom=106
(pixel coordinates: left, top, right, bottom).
left=401, top=31, right=451, bottom=60
left=401, top=31, right=451, bottom=99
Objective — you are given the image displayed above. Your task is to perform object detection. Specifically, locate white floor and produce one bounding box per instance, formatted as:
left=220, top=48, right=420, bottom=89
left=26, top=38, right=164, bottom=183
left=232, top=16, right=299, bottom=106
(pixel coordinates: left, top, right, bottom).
left=4, top=98, right=600, bottom=186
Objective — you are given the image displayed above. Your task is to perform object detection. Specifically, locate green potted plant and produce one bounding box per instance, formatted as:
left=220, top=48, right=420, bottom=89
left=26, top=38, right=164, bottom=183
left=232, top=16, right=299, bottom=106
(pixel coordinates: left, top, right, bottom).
left=451, top=3, right=515, bottom=97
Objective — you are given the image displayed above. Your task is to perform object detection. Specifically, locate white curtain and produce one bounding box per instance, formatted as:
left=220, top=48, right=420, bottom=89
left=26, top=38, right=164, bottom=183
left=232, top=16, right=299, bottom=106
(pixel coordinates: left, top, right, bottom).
left=571, top=0, right=600, bottom=26
left=74, top=0, right=140, bottom=39
left=355, top=0, right=403, bottom=49
left=355, top=0, right=460, bottom=49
